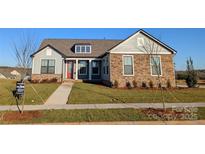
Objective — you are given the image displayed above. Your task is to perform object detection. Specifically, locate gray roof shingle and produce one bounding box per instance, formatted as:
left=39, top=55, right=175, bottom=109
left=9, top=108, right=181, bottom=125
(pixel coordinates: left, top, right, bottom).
left=38, top=39, right=122, bottom=58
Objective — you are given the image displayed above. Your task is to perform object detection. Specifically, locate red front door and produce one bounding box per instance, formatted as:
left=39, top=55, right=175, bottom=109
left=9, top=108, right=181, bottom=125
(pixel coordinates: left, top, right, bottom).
left=67, top=61, right=74, bottom=79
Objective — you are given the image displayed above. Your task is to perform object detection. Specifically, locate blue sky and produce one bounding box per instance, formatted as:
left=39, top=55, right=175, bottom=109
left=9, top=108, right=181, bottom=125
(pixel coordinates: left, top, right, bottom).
left=0, top=28, right=204, bottom=70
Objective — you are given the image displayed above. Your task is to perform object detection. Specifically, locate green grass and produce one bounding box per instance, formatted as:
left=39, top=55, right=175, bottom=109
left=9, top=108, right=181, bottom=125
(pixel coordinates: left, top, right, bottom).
left=68, top=82, right=205, bottom=104
left=0, top=79, right=60, bottom=105
left=0, top=108, right=151, bottom=124
left=1, top=107, right=205, bottom=124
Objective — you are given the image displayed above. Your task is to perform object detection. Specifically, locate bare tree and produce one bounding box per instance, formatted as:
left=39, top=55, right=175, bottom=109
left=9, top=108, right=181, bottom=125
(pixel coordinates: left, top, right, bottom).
left=138, top=37, right=166, bottom=110
left=12, top=33, right=37, bottom=78
left=11, top=33, right=38, bottom=113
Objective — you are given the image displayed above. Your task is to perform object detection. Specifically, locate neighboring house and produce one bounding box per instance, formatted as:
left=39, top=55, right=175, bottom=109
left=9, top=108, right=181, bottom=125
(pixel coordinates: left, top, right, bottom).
left=0, top=73, right=7, bottom=79
left=31, top=29, right=177, bottom=87
left=0, top=67, right=31, bottom=80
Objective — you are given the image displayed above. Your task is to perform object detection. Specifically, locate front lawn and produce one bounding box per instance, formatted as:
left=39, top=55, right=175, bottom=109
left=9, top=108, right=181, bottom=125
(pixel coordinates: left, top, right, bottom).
left=0, top=79, right=60, bottom=105
left=68, top=82, right=205, bottom=104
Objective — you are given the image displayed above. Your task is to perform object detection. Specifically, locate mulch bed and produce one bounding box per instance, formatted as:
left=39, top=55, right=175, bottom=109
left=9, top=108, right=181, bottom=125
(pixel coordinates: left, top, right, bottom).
left=1, top=111, right=42, bottom=122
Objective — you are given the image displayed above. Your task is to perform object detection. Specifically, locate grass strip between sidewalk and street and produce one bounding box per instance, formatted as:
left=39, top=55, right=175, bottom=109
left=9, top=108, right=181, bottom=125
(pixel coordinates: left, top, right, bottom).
left=0, top=108, right=205, bottom=124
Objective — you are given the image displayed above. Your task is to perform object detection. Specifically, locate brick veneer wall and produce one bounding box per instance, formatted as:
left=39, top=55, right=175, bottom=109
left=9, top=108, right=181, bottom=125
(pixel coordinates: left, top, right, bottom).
left=110, top=54, right=176, bottom=88
left=31, top=74, right=62, bottom=82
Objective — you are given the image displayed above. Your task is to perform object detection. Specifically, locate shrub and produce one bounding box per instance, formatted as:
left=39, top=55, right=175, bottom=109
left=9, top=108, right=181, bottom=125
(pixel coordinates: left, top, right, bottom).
left=149, top=80, right=154, bottom=88
left=31, top=80, right=38, bottom=83
left=112, top=80, right=119, bottom=88
left=132, top=80, right=138, bottom=88
left=166, top=79, right=172, bottom=88
left=141, top=82, right=147, bottom=88
left=38, top=78, right=48, bottom=83
left=158, top=83, right=162, bottom=89
left=126, top=81, right=132, bottom=89
left=48, top=77, right=58, bottom=83
left=186, top=57, right=198, bottom=88
left=186, top=75, right=198, bottom=88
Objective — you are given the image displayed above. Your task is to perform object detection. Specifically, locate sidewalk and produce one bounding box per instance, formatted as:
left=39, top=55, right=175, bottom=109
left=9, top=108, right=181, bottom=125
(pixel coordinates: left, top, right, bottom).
left=0, top=102, right=205, bottom=111
left=45, top=82, right=73, bottom=105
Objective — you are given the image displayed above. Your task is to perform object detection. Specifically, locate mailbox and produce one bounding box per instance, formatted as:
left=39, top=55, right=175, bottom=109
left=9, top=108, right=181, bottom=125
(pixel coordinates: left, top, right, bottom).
left=16, top=81, right=24, bottom=96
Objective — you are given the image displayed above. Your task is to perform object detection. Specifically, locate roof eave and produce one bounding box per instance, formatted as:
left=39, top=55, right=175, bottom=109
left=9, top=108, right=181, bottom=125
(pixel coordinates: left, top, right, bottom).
left=107, top=29, right=177, bottom=54
left=30, top=44, right=66, bottom=58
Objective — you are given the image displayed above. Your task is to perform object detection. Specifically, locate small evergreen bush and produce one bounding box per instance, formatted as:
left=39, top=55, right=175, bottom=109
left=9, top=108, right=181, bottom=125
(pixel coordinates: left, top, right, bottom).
left=186, top=57, right=198, bottom=88
left=166, top=79, right=172, bottom=88
left=132, top=80, right=137, bottom=88
left=142, top=82, right=147, bottom=88
left=113, top=80, right=119, bottom=88
left=149, top=80, right=154, bottom=88
left=126, top=81, right=132, bottom=89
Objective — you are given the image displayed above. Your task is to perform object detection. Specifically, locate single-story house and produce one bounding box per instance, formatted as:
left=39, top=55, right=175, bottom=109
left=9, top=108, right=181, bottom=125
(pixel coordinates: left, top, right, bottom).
left=31, top=29, right=177, bottom=87
left=0, top=67, right=31, bottom=80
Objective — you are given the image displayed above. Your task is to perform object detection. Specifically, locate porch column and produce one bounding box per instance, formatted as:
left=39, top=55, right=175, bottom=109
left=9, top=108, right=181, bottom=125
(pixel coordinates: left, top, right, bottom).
left=89, top=59, right=92, bottom=80
left=75, top=59, right=78, bottom=80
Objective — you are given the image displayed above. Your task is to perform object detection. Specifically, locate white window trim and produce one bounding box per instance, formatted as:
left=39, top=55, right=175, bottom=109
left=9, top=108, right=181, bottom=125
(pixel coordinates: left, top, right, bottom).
left=122, top=55, right=134, bottom=76
left=75, top=45, right=92, bottom=53
left=150, top=55, right=163, bottom=76
left=40, top=58, right=56, bottom=74
left=78, top=60, right=88, bottom=75
left=92, top=61, right=100, bottom=75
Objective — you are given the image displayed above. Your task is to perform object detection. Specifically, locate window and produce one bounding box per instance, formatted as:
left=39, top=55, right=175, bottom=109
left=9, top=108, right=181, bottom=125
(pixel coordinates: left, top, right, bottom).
left=106, top=65, right=109, bottom=74
left=75, top=45, right=91, bottom=53
left=102, top=58, right=109, bottom=75
left=76, top=46, right=81, bottom=53
left=41, top=59, right=55, bottom=74
left=86, top=46, right=91, bottom=53
left=123, top=56, right=134, bottom=75
left=79, top=60, right=87, bottom=75
left=92, top=61, right=100, bottom=75
left=81, top=46, right=86, bottom=52
left=150, top=56, right=162, bottom=76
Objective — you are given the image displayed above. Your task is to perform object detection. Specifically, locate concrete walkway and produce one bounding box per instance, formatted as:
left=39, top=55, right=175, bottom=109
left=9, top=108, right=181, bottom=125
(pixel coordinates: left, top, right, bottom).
left=45, top=82, right=73, bottom=105
left=1, top=102, right=205, bottom=111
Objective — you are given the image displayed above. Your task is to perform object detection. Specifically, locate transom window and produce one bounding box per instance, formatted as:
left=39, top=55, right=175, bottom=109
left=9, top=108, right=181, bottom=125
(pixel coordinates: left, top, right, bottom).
left=41, top=59, right=55, bottom=74
left=78, top=60, right=88, bottom=75
left=92, top=61, right=100, bottom=75
left=150, top=56, right=162, bottom=76
left=75, top=45, right=91, bottom=53
left=123, top=55, right=134, bottom=76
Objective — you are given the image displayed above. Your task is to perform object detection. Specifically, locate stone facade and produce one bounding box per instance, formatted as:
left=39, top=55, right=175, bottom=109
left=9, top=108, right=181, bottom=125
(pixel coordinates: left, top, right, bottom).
left=110, top=53, right=176, bottom=88
left=31, top=74, right=62, bottom=82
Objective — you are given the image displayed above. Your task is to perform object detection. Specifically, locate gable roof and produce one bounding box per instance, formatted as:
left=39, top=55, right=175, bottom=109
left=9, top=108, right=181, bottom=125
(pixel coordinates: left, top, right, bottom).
left=108, top=29, right=177, bottom=54
left=31, top=39, right=122, bottom=58
left=31, top=29, right=177, bottom=58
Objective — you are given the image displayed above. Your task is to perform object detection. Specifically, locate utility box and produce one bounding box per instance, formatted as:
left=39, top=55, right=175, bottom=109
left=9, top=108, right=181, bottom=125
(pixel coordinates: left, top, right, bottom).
left=16, top=81, right=24, bottom=96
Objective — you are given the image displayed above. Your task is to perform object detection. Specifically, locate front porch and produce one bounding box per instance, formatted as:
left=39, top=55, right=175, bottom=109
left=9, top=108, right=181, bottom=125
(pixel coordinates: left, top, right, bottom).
left=64, top=59, right=101, bottom=81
